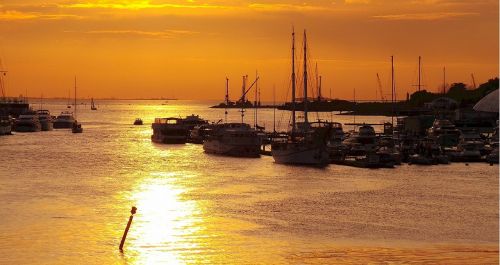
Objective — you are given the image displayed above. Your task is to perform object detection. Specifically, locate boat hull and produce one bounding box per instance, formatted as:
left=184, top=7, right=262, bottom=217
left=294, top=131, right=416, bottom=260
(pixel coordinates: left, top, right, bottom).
left=40, top=121, right=53, bottom=131
left=272, top=143, right=329, bottom=166
left=151, top=135, right=187, bottom=144
left=0, top=124, right=12, bottom=135
left=203, top=140, right=260, bottom=158
left=53, top=121, right=74, bottom=129
left=14, top=122, right=41, bottom=132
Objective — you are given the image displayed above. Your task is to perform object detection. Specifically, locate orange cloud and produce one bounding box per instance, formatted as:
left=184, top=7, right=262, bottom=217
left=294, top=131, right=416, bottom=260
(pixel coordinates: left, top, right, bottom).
left=76, top=29, right=199, bottom=38
left=248, top=3, right=329, bottom=12
left=372, top=12, right=479, bottom=20
left=0, top=10, right=82, bottom=21
left=59, top=1, right=228, bottom=10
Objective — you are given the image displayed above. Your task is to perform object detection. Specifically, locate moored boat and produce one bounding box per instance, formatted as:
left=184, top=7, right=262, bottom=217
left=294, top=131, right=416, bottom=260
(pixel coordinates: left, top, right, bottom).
left=36, top=110, right=53, bottom=131
left=152, top=117, right=189, bottom=144
left=53, top=111, right=75, bottom=129
left=14, top=113, right=41, bottom=132
left=271, top=29, right=330, bottom=166
left=203, top=123, right=261, bottom=157
left=134, top=118, right=143, bottom=125
left=427, top=119, right=460, bottom=147
left=0, top=115, right=12, bottom=135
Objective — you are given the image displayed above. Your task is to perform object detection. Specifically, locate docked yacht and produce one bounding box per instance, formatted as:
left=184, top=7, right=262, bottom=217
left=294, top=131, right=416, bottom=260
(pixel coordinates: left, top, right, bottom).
left=151, top=115, right=208, bottom=144
left=271, top=30, right=330, bottom=166
left=189, top=124, right=213, bottom=144
left=53, top=111, right=75, bottom=129
left=203, top=123, right=261, bottom=157
left=427, top=119, right=460, bottom=147
left=182, top=114, right=208, bottom=130
left=343, top=124, right=378, bottom=156
left=152, top=118, right=188, bottom=144
left=450, top=133, right=485, bottom=162
left=36, top=110, right=53, bottom=131
left=0, top=115, right=12, bottom=135
left=14, top=113, right=41, bottom=132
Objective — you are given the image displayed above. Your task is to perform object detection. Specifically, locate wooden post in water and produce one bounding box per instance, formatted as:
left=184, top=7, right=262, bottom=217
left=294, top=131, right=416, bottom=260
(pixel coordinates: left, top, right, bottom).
left=119, top=206, right=137, bottom=251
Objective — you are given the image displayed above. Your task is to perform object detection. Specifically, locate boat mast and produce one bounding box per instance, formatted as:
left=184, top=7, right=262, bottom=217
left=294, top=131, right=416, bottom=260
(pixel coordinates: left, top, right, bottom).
left=391, top=56, right=394, bottom=126
left=273, top=84, right=276, bottom=133
left=353, top=88, right=356, bottom=130
left=315, top=62, right=319, bottom=101
left=74, top=76, right=77, bottom=119
left=240, top=75, right=247, bottom=124
left=225, top=77, right=229, bottom=123
left=319, top=76, right=322, bottom=101
left=303, top=30, right=309, bottom=125
left=418, top=56, right=421, bottom=92
left=443, top=67, right=446, bottom=94
left=291, top=28, right=296, bottom=135
left=0, top=68, right=7, bottom=100
left=254, top=70, right=258, bottom=129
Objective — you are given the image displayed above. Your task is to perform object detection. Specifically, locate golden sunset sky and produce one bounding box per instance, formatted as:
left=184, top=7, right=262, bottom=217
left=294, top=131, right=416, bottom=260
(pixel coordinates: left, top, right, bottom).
left=0, top=0, right=498, bottom=101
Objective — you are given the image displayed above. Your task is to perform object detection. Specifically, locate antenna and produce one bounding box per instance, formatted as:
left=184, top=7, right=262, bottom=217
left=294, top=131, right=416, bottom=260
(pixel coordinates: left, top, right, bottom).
left=471, top=73, right=477, bottom=89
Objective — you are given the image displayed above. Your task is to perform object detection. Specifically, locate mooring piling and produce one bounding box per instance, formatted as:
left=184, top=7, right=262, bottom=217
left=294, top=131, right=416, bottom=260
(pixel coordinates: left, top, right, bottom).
left=119, top=206, right=137, bottom=252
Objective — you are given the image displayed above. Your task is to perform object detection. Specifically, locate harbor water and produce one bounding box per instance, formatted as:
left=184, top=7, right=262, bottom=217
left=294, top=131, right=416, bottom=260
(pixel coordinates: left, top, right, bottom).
left=0, top=100, right=498, bottom=264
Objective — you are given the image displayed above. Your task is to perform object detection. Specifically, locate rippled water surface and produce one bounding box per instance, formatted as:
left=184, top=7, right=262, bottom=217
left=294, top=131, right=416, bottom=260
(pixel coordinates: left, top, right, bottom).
left=0, top=100, right=498, bottom=264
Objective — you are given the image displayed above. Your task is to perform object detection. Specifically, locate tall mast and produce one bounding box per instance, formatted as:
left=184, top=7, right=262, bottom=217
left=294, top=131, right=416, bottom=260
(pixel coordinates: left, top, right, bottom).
left=254, top=70, right=258, bottom=129
left=225, top=77, right=229, bottom=123
left=319, top=76, right=322, bottom=101
left=418, top=56, right=421, bottom=92
left=315, top=62, right=319, bottom=101
left=391, top=56, right=394, bottom=126
left=240, top=75, right=247, bottom=124
left=74, top=76, right=77, bottom=119
left=303, top=30, right=309, bottom=125
left=0, top=69, right=7, bottom=100
left=291, top=28, right=296, bottom=135
left=273, top=84, right=276, bottom=133
left=443, top=67, right=446, bottom=94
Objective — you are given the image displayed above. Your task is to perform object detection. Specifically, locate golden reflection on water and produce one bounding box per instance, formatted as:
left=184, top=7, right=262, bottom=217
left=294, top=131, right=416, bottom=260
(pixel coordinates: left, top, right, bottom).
left=127, top=173, right=204, bottom=265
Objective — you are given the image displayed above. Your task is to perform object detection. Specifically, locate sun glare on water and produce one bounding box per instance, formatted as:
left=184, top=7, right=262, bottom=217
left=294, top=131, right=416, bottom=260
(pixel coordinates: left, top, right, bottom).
left=127, top=174, right=204, bottom=264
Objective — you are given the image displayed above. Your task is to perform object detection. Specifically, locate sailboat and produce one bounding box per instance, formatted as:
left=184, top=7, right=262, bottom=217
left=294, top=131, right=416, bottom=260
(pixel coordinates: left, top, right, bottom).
left=271, top=29, right=330, bottom=166
left=90, top=98, right=97, bottom=110
left=72, top=77, right=83, bottom=133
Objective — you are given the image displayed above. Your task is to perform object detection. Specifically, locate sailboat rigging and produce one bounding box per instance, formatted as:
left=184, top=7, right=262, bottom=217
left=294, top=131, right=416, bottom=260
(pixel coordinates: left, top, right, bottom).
left=271, top=29, right=330, bottom=166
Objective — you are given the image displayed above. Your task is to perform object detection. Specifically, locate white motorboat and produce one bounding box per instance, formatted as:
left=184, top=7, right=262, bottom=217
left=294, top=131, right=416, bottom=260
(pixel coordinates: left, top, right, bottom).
left=203, top=123, right=261, bottom=157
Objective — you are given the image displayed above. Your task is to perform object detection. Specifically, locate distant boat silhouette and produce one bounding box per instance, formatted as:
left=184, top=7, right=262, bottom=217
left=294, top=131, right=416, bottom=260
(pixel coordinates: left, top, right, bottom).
left=91, top=98, right=97, bottom=110
left=72, top=76, right=83, bottom=133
